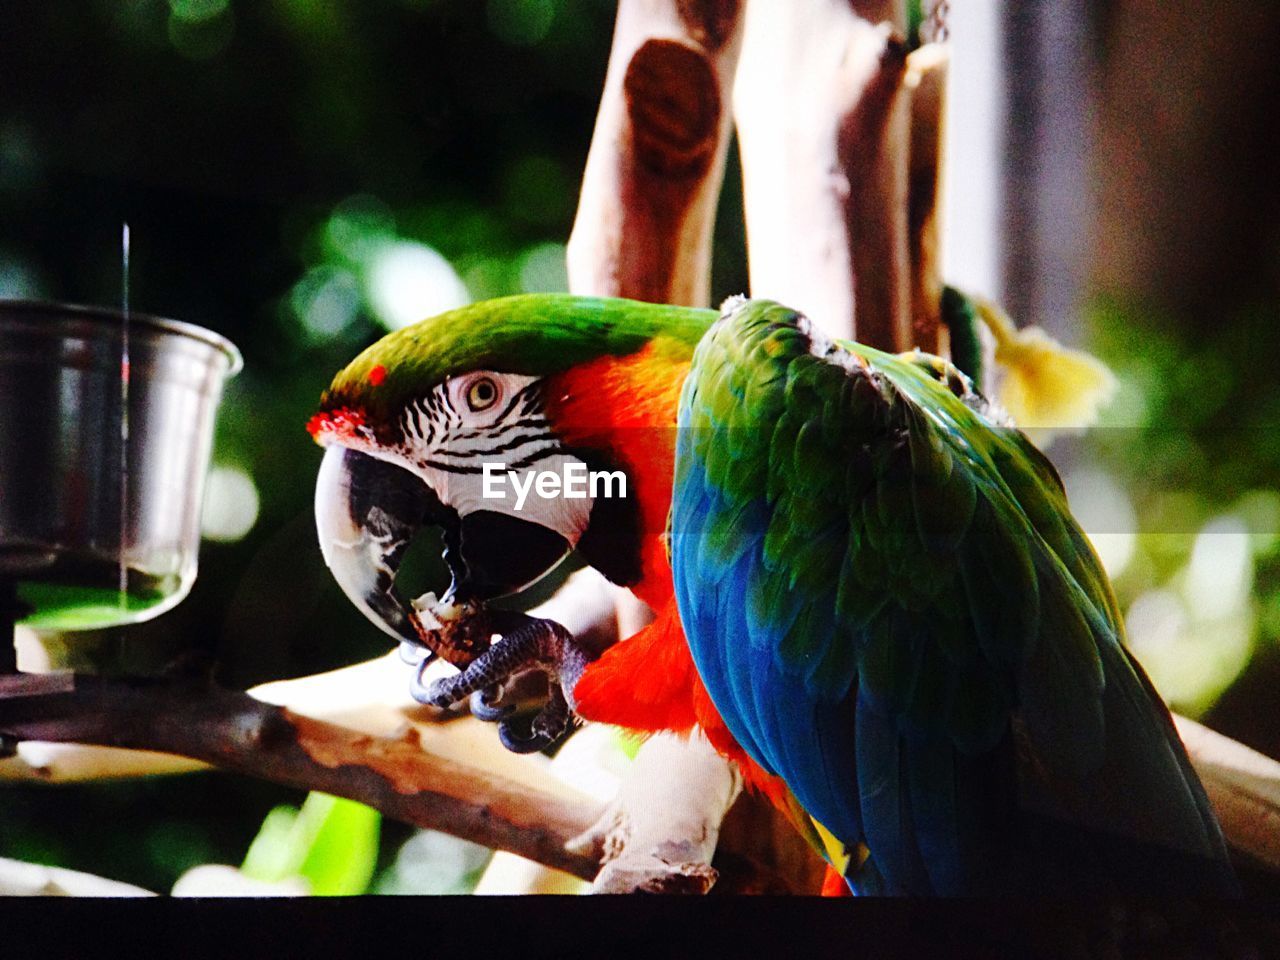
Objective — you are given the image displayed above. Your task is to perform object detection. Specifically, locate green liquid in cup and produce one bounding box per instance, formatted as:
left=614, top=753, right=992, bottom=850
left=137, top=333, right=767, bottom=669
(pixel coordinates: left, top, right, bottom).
left=14, top=554, right=179, bottom=631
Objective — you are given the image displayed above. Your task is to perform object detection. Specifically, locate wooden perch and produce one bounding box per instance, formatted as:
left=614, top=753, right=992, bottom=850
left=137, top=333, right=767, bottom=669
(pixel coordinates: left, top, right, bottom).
left=0, top=670, right=601, bottom=881
left=0, top=740, right=208, bottom=784
left=561, top=0, right=836, bottom=896
left=734, top=0, right=910, bottom=347
left=257, top=653, right=829, bottom=895
left=3, top=660, right=1277, bottom=881
left=0, top=857, right=155, bottom=897
left=0, top=660, right=820, bottom=893
left=566, top=0, right=746, bottom=673
left=1174, top=715, right=1280, bottom=873
left=3, top=584, right=1278, bottom=886
left=567, top=0, right=745, bottom=307
left=567, top=731, right=741, bottom=894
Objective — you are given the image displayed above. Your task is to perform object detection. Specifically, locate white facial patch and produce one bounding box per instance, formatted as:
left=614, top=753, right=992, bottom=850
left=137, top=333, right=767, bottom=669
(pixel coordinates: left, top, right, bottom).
left=428, top=452, right=596, bottom=544
left=395, top=371, right=597, bottom=546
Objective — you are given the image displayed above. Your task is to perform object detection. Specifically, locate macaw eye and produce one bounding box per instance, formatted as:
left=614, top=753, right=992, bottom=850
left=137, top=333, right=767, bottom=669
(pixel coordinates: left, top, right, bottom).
left=466, top=376, right=499, bottom=412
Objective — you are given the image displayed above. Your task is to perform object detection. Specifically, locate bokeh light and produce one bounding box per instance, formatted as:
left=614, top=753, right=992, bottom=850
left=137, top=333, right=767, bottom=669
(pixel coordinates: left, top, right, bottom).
left=289, top=265, right=362, bottom=343
left=1063, top=467, right=1136, bottom=578
left=486, top=0, right=557, bottom=46
left=323, top=195, right=396, bottom=265
left=372, top=830, right=491, bottom=895
left=1124, top=513, right=1259, bottom=713
left=168, top=0, right=229, bottom=22
left=167, top=1, right=234, bottom=60
left=1183, top=515, right=1253, bottom=622
left=201, top=464, right=260, bottom=543
left=516, top=242, right=568, bottom=293
left=0, top=256, right=41, bottom=300
left=364, top=240, right=470, bottom=331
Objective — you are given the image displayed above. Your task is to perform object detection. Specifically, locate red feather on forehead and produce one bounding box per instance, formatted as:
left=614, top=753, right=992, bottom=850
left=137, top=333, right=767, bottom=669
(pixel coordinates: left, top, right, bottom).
left=306, top=406, right=370, bottom=444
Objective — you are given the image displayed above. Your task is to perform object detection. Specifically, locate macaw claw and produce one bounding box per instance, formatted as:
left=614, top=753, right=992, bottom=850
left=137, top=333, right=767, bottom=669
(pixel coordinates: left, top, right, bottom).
left=468, top=685, right=515, bottom=722
left=410, top=615, right=593, bottom=754
left=495, top=683, right=571, bottom=754
left=398, top=640, right=432, bottom=666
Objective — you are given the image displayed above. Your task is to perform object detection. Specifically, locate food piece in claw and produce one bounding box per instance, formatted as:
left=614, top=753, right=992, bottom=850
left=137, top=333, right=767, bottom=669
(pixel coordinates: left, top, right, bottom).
left=414, top=613, right=596, bottom=754
left=403, top=590, right=505, bottom=719
left=407, top=591, right=495, bottom=668
left=400, top=593, right=539, bottom=722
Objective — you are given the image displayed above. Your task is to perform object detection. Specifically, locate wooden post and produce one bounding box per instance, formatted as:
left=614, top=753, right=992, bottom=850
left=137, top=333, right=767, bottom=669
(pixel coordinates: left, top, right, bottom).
left=734, top=0, right=910, bottom=349
left=567, top=0, right=745, bottom=306
left=905, top=43, right=949, bottom=354
left=561, top=0, right=765, bottom=895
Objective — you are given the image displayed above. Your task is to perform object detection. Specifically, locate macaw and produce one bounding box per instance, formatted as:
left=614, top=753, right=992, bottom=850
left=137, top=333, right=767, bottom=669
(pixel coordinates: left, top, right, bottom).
left=308, top=294, right=1236, bottom=896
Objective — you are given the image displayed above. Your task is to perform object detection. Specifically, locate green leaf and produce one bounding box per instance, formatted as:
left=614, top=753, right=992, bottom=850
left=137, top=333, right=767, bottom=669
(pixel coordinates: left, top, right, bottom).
left=240, top=792, right=381, bottom=896
left=240, top=805, right=302, bottom=882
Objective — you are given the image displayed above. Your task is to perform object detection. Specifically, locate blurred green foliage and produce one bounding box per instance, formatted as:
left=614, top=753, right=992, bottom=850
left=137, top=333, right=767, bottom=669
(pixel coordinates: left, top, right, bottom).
left=1075, top=297, right=1280, bottom=718
left=241, top=792, right=381, bottom=895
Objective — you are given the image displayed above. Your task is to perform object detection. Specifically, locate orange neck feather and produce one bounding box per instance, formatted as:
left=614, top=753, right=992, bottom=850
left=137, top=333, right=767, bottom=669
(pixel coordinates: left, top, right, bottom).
left=548, top=344, right=791, bottom=819
left=543, top=342, right=687, bottom=609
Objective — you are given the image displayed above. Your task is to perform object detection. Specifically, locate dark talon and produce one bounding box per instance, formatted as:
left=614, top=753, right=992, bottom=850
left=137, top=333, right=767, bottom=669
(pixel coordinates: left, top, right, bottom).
left=497, top=717, right=554, bottom=754
left=497, top=684, right=572, bottom=754
left=469, top=685, right=514, bottom=722
left=409, top=655, right=442, bottom=706
left=399, top=640, right=432, bottom=666
left=405, top=615, right=593, bottom=749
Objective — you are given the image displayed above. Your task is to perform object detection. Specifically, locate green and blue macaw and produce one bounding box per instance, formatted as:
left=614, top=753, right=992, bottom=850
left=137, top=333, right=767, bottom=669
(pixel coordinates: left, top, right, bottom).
left=310, top=293, right=1236, bottom=896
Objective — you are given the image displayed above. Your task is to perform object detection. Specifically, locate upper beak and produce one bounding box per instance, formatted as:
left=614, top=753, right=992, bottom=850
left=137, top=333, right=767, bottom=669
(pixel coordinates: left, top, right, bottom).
left=315, top=445, right=575, bottom=646
left=314, top=445, right=445, bottom=644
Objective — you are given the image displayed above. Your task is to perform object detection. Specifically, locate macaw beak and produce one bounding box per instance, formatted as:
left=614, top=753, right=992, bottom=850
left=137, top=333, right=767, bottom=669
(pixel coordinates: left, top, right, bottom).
left=314, top=445, right=444, bottom=644
left=314, top=445, right=573, bottom=644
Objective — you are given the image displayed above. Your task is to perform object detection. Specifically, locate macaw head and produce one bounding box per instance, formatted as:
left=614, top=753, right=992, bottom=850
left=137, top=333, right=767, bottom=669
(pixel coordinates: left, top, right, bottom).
left=309, top=293, right=711, bottom=645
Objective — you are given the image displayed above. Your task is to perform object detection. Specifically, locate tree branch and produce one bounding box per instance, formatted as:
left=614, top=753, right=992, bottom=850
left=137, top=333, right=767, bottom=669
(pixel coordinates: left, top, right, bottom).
left=566, top=731, right=741, bottom=894
left=2, top=663, right=1274, bottom=886
left=0, top=671, right=602, bottom=881
left=251, top=650, right=829, bottom=894
left=1173, top=714, right=1280, bottom=873
left=905, top=42, right=949, bottom=354
left=0, top=659, right=818, bottom=893
left=0, top=740, right=208, bottom=784
left=0, top=856, right=155, bottom=897
left=559, top=0, right=820, bottom=897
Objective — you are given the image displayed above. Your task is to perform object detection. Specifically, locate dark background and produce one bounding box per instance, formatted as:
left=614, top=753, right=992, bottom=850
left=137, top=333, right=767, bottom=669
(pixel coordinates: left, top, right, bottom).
left=0, top=0, right=1278, bottom=895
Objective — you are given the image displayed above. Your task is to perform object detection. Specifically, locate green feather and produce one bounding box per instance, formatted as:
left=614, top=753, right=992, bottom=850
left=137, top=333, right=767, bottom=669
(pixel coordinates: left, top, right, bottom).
left=682, top=298, right=1127, bottom=779
left=320, top=293, right=714, bottom=429
left=674, top=296, right=1232, bottom=893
